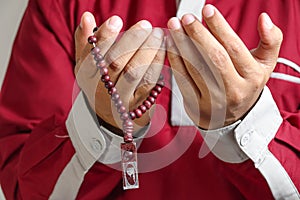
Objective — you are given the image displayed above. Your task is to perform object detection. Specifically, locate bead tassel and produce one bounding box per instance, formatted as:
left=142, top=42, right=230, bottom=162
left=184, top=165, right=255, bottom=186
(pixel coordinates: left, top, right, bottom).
left=88, top=31, right=164, bottom=190
left=88, top=33, right=164, bottom=143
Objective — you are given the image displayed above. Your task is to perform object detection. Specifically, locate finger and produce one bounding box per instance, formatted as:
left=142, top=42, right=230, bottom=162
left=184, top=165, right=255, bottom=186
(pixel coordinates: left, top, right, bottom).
left=80, top=15, right=123, bottom=63
left=166, top=34, right=201, bottom=119
left=201, top=5, right=256, bottom=77
left=116, top=28, right=164, bottom=105
left=106, top=20, right=153, bottom=82
left=134, top=36, right=166, bottom=104
left=179, top=14, right=240, bottom=86
left=251, top=13, right=283, bottom=71
left=75, top=15, right=123, bottom=76
left=167, top=17, right=220, bottom=90
left=75, top=12, right=96, bottom=64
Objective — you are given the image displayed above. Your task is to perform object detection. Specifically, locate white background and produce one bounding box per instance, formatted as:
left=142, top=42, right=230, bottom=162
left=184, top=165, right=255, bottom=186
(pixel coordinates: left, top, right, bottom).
left=0, top=1, right=28, bottom=199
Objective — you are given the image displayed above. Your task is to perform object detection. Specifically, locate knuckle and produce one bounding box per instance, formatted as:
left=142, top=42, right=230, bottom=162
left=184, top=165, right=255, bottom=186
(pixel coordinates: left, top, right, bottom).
left=209, top=48, right=229, bottom=67
left=141, top=67, right=157, bottom=85
left=229, top=89, right=245, bottom=106
left=252, top=76, right=264, bottom=89
left=152, top=53, right=163, bottom=63
left=123, top=61, right=146, bottom=82
left=106, top=53, right=127, bottom=72
left=190, top=29, right=205, bottom=41
left=227, top=41, right=244, bottom=56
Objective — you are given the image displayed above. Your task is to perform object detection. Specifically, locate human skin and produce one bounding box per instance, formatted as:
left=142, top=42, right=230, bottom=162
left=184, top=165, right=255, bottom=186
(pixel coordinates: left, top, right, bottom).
left=167, top=4, right=283, bottom=129
left=74, top=4, right=282, bottom=132
left=75, top=13, right=165, bottom=132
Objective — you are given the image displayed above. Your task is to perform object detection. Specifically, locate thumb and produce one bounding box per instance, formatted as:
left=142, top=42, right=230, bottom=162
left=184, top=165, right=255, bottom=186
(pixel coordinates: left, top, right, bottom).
left=75, top=12, right=97, bottom=64
left=252, top=13, right=283, bottom=68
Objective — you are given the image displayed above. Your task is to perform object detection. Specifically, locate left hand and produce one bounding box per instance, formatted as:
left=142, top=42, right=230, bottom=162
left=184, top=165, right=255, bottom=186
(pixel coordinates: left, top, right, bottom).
left=167, top=4, right=283, bottom=129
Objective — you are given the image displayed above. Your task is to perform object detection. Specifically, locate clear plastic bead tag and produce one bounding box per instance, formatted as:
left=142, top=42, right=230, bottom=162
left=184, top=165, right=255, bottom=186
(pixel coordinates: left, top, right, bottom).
left=120, top=142, right=139, bottom=190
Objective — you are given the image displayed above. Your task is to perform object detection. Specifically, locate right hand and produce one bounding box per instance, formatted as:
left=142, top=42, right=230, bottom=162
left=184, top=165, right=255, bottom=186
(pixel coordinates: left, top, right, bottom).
left=74, top=12, right=165, bottom=133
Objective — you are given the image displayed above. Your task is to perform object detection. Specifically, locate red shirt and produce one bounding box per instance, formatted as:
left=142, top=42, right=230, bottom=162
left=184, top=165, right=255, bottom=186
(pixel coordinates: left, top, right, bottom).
left=0, top=0, right=299, bottom=199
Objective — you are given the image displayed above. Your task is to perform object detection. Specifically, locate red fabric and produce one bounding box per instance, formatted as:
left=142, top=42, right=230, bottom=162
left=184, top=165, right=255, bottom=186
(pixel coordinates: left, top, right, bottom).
left=0, top=0, right=299, bottom=199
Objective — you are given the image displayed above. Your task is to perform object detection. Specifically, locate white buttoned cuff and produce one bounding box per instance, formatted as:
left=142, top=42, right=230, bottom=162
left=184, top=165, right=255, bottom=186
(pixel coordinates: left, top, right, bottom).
left=198, top=87, right=300, bottom=199
left=50, top=91, right=148, bottom=199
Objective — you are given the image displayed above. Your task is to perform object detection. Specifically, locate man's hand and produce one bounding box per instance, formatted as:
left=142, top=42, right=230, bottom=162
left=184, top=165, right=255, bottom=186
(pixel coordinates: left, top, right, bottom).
left=75, top=12, right=165, bottom=132
left=167, top=4, right=283, bottom=129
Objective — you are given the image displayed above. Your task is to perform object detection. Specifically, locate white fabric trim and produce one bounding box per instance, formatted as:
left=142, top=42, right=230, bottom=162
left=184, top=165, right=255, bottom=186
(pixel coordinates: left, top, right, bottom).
left=170, top=74, right=194, bottom=126
left=50, top=92, right=148, bottom=198
left=49, top=154, right=87, bottom=200
left=196, top=86, right=300, bottom=199
left=170, top=0, right=206, bottom=127
left=271, top=72, right=300, bottom=84
left=50, top=92, right=106, bottom=199
left=234, top=87, right=300, bottom=199
left=277, top=57, right=300, bottom=73
left=98, top=124, right=149, bottom=164
left=198, top=87, right=280, bottom=164
left=257, top=150, right=300, bottom=200
left=176, top=0, right=206, bottom=20
left=199, top=120, right=248, bottom=163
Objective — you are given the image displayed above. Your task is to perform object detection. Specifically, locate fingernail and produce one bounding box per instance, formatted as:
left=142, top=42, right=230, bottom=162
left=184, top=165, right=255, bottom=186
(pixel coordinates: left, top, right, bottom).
left=182, top=14, right=195, bottom=25
left=203, top=4, right=215, bottom=18
left=264, top=14, right=273, bottom=29
left=153, top=28, right=163, bottom=39
left=168, top=17, right=181, bottom=30
left=139, top=20, right=152, bottom=29
left=108, top=15, right=123, bottom=31
left=80, top=12, right=92, bottom=29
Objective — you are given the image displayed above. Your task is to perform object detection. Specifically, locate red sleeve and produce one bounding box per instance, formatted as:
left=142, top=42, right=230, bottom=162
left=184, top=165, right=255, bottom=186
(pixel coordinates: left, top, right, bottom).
left=269, top=76, right=300, bottom=190
left=0, top=0, right=77, bottom=198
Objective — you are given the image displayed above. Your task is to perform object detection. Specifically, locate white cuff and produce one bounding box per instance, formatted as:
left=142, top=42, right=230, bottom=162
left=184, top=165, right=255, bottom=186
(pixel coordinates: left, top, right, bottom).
left=199, top=87, right=299, bottom=199
left=66, top=91, right=148, bottom=165
left=198, top=87, right=282, bottom=163
left=51, top=92, right=148, bottom=199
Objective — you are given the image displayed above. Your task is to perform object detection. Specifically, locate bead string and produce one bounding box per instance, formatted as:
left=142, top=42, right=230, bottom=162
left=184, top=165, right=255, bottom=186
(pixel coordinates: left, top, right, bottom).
left=87, top=32, right=164, bottom=143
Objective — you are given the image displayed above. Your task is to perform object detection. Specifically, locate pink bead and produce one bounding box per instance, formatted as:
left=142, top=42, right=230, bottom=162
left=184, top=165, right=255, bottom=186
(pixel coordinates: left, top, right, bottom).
left=129, top=112, right=136, bottom=120
left=94, top=54, right=104, bottom=61
left=124, top=120, right=133, bottom=127
left=147, top=96, right=155, bottom=104
left=111, top=93, right=120, bottom=101
left=124, top=126, right=133, bottom=134
left=143, top=100, right=152, bottom=109
left=100, top=67, right=108, bottom=76
left=134, top=109, right=143, bottom=118
left=154, top=85, right=162, bottom=93
left=115, top=99, right=123, bottom=108
left=108, top=87, right=117, bottom=95
left=124, top=134, right=133, bottom=143
left=92, top=47, right=100, bottom=55
left=121, top=112, right=129, bottom=120
left=88, top=35, right=97, bottom=44
left=123, top=124, right=133, bottom=131
left=96, top=60, right=106, bottom=69
left=139, top=105, right=147, bottom=113
left=101, top=75, right=110, bottom=82
left=150, top=90, right=158, bottom=98
left=105, top=81, right=114, bottom=89
left=118, top=106, right=126, bottom=114
left=157, top=80, right=165, bottom=87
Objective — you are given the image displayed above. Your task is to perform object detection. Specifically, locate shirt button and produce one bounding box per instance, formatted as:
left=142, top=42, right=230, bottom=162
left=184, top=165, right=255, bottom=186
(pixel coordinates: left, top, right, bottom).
left=240, top=132, right=251, bottom=147
left=91, top=139, right=102, bottom=153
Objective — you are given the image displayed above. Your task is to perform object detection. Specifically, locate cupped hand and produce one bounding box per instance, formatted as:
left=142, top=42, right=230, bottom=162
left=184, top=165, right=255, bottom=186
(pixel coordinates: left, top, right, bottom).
left=167, top=4, right=283, bottom=129
left=75, top=12, right=165, bottom=133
